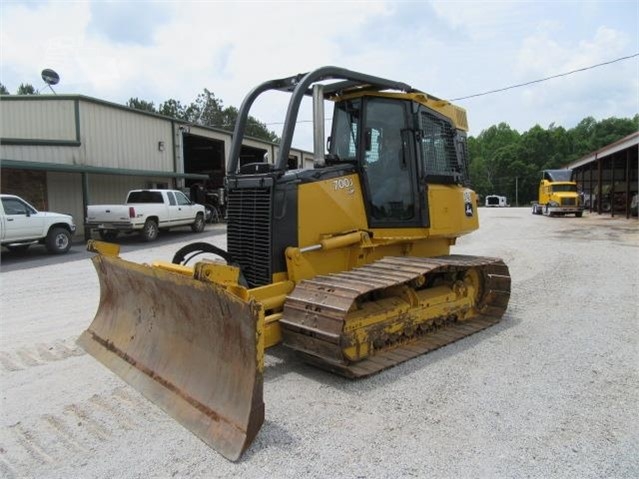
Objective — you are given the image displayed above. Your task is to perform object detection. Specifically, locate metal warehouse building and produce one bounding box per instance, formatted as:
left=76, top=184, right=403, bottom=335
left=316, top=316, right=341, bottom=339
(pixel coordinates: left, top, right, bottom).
left=0, top=95, right=313, bottom=236
left=567, top=131, right=638, bottom=219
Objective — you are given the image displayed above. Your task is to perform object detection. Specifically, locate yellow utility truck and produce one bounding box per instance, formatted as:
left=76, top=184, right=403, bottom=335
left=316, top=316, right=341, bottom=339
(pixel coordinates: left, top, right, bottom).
left=78, top=67, right=511, bottom=461
left=532, top=169, right=583, bottom=217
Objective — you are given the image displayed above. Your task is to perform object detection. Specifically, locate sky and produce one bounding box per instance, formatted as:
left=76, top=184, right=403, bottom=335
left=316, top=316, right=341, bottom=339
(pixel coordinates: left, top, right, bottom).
left=1, top=0, right=637, bottom=151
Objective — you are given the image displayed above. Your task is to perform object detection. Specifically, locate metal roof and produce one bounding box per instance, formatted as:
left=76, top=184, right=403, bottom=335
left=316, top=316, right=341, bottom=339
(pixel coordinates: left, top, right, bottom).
left=566, top=131, right=639, bottom=169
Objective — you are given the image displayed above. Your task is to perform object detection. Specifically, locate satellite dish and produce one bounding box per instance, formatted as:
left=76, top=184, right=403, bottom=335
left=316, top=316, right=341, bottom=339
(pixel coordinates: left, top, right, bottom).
left=41, top=68, right=60, bottom=86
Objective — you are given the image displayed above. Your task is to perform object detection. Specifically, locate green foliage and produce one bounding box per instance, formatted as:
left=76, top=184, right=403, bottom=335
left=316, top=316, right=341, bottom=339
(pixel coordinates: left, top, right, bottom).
left=128, top=89, right=279, bottom=143
left=0, top=83, right=9, bottom=94
left=126, top=97, right=156, bottom=113
left=468, top=115, right=639, bottom=205
left=158, top=98, right=188, bottom=119
left=16, top=83, right=37, bottom=95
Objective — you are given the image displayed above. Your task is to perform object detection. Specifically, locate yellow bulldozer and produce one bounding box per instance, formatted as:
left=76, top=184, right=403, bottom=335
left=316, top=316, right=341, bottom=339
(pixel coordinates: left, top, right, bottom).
left=78, top=66, right=511, bottom=461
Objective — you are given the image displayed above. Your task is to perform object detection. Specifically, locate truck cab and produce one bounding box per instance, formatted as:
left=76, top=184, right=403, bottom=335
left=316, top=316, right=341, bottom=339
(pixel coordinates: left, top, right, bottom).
left=532, top=169, right=583, bottom=217
left=0, top=194, right=76, bottom=253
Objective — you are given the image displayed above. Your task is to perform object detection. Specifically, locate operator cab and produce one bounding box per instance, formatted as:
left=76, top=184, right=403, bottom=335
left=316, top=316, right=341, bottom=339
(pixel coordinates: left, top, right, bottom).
left=329, top=95, right=469, bottom=228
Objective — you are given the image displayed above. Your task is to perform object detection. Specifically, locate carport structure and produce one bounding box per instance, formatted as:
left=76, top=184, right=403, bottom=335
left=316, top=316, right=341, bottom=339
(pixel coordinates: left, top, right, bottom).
left=567, top=131, right=638, bottom=219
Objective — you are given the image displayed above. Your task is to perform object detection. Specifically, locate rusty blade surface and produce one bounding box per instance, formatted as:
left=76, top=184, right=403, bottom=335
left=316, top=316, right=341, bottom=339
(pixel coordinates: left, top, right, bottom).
left=77, top=254, right=264, bottom=461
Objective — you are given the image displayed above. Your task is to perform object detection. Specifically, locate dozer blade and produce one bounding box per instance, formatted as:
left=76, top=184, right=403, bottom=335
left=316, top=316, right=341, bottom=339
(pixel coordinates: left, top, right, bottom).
left=77, top=254, right=264, bottom=461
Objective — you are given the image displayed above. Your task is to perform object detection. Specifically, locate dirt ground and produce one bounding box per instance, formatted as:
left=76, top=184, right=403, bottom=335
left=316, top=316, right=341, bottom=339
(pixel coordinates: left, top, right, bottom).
left=1, top=209, right=637, bottom=479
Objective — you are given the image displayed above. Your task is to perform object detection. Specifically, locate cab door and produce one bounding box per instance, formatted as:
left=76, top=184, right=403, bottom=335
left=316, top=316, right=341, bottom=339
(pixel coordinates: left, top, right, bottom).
left=359, top=97, right=423, bottom=228
left=1, top=197, right=44, bottom=241
left=174, top=191, right=197, bottom=224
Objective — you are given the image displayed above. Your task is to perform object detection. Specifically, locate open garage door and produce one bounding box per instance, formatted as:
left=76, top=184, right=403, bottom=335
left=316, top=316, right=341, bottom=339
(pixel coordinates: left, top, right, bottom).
left=183, top=133, right=227, bottom=222
left=239, top=145, right=268, bottom=168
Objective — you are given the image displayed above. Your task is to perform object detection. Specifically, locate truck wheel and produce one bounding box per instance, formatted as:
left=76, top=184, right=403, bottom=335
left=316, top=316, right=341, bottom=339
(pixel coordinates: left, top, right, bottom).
left=45, top=227, right=72, bottom=254
left=142, top=219, right=159, bottom=242
left=576, top=212, right=583, bottom=218
left=191, top=213, right=205, bottom=233
left=98, top=230, right=119, bottom=242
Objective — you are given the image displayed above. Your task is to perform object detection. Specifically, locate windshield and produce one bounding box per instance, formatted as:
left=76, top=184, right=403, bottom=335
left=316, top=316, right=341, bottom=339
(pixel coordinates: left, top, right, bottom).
left=552, top=184, right=577, bottom=193
left=544, top=170, right=573, bottom=182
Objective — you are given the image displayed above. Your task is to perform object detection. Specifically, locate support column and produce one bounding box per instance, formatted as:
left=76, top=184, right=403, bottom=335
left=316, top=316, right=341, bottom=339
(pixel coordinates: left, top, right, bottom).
left=589, top=161, right=594, bottom=213
left=626, top=150, right=631, bottom=219
left=597, top=155, right=602, bottom=215
left=82, top=172, right=91, bottom=241
left=611, top=156, right=616, bottom=218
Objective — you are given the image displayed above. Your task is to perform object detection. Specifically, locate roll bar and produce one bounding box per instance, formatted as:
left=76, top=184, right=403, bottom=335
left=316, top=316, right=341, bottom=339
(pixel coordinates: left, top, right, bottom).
left=227, top=66, right=416, bottom=174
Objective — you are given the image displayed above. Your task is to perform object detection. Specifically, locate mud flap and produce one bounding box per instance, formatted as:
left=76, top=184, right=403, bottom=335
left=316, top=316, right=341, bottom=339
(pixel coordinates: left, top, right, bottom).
left=77, top=254, right=264, bottom=461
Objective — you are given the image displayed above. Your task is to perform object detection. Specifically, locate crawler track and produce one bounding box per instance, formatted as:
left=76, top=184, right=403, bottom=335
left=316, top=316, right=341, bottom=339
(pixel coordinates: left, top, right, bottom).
left=280, top=255, right=510, bottom=378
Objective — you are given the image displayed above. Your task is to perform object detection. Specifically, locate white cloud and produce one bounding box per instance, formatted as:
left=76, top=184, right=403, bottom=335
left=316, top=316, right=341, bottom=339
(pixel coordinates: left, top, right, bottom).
left=1, top=0, right=637, bottom=146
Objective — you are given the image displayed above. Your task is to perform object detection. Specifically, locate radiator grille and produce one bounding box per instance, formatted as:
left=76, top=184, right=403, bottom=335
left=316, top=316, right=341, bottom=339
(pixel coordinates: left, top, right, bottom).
left=561, top=197, right=576, bottom=206
left=227, top=186, right=273, bottom=288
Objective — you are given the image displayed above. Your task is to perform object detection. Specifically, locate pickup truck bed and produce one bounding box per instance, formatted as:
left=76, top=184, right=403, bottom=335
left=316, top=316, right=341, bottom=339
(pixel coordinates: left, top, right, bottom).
left=86, top=189, right=206, bottom=242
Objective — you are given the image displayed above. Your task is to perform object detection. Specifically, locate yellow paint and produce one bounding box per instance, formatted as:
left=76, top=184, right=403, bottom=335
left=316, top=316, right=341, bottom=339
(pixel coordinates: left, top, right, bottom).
left=331, top=91, right=468, bottom=131
left=86, top=240, right=120, bottom=257
left=298, top=173, right=368, bottom=247
left=538, top=180, right=581, bottom=208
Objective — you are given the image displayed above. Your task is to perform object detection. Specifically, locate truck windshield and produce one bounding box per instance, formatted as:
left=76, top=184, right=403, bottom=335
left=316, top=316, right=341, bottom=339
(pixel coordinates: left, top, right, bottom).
left=127, top=191, right=164, bottom=203
left=552, top=185, right=577, bottom=193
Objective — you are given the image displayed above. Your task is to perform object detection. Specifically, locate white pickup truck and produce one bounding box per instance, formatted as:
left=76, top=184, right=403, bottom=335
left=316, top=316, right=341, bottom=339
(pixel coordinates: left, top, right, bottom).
left=0, top=194, right=76, bottom=254
left=85, top=189, right=206, bottom=242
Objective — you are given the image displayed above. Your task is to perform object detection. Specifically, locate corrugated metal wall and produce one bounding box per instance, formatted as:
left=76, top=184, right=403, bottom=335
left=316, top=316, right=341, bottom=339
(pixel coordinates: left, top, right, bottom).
left=0, top=99, right=76, bottom=141
left=79, top=102, right=174, bottom=171
left=1, top=96, right=313, bottom=238
left=87, top=174, right=167, bottom=204
left=47, top=172, right=83, bottom=233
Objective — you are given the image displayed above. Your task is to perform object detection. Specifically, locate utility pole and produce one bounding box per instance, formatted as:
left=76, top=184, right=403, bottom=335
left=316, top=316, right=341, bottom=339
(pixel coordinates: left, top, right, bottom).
left=515, top=177, right=519, bottom=207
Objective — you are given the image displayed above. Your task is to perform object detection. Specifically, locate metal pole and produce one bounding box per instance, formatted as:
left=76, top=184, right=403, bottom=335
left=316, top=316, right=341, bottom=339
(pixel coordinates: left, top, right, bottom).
left=312, top=84, right=326, bottom=167
left=626, top=149, right=631, bottom=219
left=515, top=177, right=519, bottom=207
left=597, top=154, right=602, bottom=215
left=611, top=155, right=616, bottom=218
left=589, top=161, right=593, bottom=213
left=82, top=172, right=91, bottom=241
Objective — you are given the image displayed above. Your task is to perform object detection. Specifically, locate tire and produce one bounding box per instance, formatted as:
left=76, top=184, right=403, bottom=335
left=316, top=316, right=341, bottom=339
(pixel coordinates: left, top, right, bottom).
left=207, top=205, right=221, bottom=224
left=576, top=212, right=583, bottom=218
left=98, top=229, right=119, bottom=242
left=191, top=213, right=205, bottom=233
left=45, top=227, right=72, bottom=254
left=141, top=219, right=159, bottom=242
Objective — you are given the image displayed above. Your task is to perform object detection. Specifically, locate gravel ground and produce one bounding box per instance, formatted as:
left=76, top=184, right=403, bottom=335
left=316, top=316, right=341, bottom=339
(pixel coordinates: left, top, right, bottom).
left=1, top=209, right=637, bottom=479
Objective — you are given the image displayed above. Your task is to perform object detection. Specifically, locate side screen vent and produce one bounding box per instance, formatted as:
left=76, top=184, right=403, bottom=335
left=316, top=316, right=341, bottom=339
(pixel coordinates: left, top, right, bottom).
left=227, top=186, right=273, bottom=288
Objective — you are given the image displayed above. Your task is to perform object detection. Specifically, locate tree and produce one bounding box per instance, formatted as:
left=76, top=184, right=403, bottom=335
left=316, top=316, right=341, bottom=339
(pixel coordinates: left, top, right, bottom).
left=127, top=97, right=157, bottom=113
left=121, top=88, right=280, bottom=142
left=16, top=83, right=37, bottom=95
left=467, top=115, right=637, bottom=205
left=0, top=83, right=9, bottom=95
left=158, top=99, right=188, bottom=120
